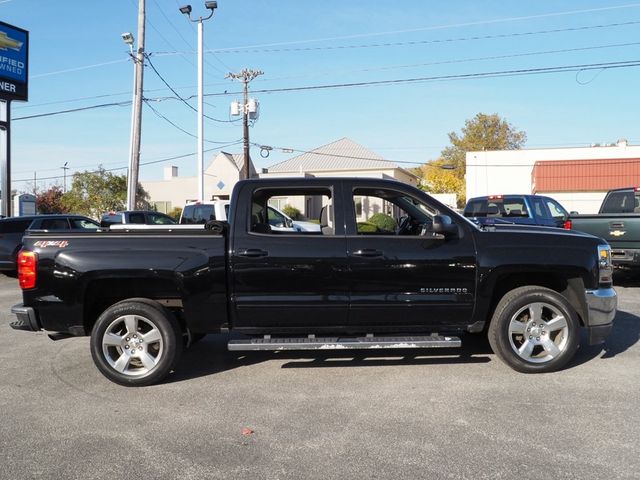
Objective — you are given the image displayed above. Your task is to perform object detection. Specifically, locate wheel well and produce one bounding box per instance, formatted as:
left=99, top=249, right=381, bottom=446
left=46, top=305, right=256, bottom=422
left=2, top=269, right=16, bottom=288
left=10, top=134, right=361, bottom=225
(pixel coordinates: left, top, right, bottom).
left=487, top=273, right=587, bottom=327
left=83, top=278, right=182, bottom=335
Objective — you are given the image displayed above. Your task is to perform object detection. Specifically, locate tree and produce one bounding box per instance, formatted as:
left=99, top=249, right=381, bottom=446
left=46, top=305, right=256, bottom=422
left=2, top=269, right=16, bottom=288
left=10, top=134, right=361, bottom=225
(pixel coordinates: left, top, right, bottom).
left=36, top=185, right=69, bottom=214
left=441, top=113, right=527, bottom=174
left=415, top=161, right=465, bottom=202
left=167, top=206, right=182, bottom=221
left=416, top=113, right=527, bottom=207
left=61, top=167, right=151, bottom=219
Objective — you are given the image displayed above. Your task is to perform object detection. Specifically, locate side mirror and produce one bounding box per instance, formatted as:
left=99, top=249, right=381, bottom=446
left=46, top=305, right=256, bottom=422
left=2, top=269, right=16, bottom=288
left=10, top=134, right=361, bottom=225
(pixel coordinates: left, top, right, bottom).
left=432, top=215, right=458, bottom=237
left=286, top=218, right=293, bottom=228
left=570, top=211, right=579, bottom=215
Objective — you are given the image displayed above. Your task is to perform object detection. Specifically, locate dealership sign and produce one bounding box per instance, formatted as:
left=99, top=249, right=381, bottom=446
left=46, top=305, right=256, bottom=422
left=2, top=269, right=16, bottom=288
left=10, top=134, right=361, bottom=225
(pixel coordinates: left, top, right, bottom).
left=0, top=21, right=28, bottom=101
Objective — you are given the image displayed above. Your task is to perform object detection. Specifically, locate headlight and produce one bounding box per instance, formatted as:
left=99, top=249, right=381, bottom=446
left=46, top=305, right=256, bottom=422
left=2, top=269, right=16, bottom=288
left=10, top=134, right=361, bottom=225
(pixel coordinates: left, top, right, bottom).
left=597, top=244, right=613, bottom=284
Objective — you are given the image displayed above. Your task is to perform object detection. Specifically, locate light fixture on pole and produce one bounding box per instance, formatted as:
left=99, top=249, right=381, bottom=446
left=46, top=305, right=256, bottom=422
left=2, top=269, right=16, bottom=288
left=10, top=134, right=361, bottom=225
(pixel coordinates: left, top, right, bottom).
left=179, top=1, right=217, bottom=202
left=61, top=161, right=69, bottom=193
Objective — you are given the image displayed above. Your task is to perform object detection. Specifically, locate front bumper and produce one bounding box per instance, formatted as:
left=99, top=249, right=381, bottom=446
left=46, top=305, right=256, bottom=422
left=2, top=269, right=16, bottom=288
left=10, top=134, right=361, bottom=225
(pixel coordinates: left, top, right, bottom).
left=10, top=304, right=40, bottom=332
left=585, top=288, right=617, bottom=345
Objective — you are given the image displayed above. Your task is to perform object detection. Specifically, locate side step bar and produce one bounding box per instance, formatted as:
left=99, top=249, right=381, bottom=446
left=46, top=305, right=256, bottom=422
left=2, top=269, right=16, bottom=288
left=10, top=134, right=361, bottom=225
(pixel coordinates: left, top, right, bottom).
left=228, top=335, right=461, bottom=351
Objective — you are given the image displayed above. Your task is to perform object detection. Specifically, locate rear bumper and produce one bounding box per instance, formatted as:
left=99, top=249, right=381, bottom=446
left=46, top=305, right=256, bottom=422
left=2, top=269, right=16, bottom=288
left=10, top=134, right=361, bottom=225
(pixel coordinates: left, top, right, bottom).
left=611, top=248, right=640, bottom=267
left=10, top=304, right=40, bottom=332
left=585, top=288, right=617, bottom=345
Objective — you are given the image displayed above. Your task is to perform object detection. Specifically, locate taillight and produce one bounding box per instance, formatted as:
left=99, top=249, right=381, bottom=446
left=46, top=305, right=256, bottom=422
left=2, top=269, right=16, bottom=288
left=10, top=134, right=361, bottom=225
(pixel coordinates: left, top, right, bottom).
left=17, top=250, right=37, bottom=289
left=564, top=219, right=572, bottom=230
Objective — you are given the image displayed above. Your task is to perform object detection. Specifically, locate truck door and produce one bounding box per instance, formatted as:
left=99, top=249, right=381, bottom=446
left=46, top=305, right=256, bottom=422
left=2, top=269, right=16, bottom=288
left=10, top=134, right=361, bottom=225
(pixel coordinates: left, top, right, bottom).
left=344, top=183, right=477, bottom=331
left=229, top=183, right=349, bottom=330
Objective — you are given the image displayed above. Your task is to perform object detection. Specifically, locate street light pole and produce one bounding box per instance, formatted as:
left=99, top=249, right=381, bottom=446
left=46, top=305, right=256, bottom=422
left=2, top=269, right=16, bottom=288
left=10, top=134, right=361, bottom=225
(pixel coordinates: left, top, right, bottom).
left=197, top=18, right=204, bottom=202
left=180, top=2, right=217, bottom=202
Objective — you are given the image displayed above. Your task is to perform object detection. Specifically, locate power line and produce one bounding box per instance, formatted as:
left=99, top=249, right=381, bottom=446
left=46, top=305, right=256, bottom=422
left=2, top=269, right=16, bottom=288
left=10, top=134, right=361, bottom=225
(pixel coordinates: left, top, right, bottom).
left=145, top=53, right=236, bottom=123
left=207, top=60, right=640, bottom=97
left=204, top=20, right=640, bottom=55
left=17, top=34, right=640, bottom=112
left=19, top=17, right=640, bottom=84
left=194, top=4, right=640, bottom=51
left=13, top=59, right=640, bottom=121
left=14, top=141, right=244, bottom=184
left=143, top=98, right=241, bottom=143
left=268, top=41, right=640, bottom=80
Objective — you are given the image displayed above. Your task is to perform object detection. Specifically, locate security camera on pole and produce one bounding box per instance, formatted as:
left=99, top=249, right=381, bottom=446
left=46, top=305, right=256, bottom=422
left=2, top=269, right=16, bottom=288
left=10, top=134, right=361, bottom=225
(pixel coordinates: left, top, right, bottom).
left=227, top=69, right=263, bottom=180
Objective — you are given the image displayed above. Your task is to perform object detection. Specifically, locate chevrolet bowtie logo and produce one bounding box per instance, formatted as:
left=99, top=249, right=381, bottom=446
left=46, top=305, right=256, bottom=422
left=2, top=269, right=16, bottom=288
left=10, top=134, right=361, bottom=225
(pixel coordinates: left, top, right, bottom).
left=0, top=32, right=22, bottom=52
left=610, top=230, right=626, bottom=237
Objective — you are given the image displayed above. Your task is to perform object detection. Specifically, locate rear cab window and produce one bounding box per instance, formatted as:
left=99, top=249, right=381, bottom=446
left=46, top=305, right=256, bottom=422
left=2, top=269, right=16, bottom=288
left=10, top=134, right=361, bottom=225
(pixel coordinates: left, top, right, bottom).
left=464, top=196, right=529, bottom=218
left=181, top=205, right=216, bottom=224
left=600, top=190, right=640, bottom=213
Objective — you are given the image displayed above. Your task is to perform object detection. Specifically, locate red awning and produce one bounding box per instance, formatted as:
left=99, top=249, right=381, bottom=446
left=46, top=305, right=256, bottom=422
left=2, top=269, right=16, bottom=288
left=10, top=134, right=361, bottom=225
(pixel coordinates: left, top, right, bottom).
left=532, top=158, right=640, bottom=193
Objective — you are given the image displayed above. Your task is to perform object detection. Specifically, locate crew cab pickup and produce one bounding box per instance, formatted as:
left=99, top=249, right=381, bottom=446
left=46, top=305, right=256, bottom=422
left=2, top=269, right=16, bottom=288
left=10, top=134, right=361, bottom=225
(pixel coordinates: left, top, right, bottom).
left=10, top=178, right=617, bottom=386
left=464, top=194, right=569, bottom=228
left=567, top=187, right=640, bottom=269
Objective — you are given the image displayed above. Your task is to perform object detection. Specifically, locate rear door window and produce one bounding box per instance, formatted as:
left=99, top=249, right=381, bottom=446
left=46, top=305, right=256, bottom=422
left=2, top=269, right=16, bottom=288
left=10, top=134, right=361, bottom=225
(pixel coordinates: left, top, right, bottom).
left=147, top=213, right=175, bottom=225
left=70, top=219, right=99, bottom=230
left=128, top=213, right=146, bottom=224
left=39, top=218, right=71, bottom=230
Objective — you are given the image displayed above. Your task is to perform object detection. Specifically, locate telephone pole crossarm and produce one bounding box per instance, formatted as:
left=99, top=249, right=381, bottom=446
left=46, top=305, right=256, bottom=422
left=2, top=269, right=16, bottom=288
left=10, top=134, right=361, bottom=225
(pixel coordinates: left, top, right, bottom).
left=226, top=69, right=263, bottom=180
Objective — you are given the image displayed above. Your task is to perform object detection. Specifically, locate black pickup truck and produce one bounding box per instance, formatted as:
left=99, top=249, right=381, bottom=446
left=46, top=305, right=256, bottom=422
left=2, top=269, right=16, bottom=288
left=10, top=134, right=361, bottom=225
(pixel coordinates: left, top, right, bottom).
left=10, top=178, right=617, bottom=386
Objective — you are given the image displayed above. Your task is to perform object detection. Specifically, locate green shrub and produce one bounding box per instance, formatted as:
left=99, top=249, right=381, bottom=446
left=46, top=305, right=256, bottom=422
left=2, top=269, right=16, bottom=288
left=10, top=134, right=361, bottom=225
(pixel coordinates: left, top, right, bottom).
left=368, top=213, right=396, bottom=232
left=357, top=222, right=379, bottom=233
left=282, top=205, right=301, bottom=220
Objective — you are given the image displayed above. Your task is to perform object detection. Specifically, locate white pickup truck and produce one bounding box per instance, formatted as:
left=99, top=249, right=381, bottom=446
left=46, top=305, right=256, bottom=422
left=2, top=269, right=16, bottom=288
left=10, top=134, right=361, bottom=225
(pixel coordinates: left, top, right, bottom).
left=179, top=200, right=320, bottom=232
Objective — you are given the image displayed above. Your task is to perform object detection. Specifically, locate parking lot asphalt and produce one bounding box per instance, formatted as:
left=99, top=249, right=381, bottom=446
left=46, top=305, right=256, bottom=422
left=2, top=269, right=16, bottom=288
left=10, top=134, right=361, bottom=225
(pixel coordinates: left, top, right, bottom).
left=1, top=273, right=639, bottom=480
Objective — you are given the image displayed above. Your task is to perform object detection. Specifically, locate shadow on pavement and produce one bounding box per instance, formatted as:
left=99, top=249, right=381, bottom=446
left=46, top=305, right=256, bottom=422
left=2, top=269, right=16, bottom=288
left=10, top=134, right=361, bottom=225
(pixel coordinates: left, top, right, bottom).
left=168, top=333, right=493, bottom=384
left=613, top=269, right=640, bottom=287
left=570, top=309, right=640, bottom=367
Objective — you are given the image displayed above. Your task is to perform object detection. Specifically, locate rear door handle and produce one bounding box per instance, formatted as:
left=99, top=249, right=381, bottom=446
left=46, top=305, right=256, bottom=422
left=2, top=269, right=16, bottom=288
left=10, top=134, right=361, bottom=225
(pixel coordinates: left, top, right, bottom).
left=237, top=248, right=268, bottom=258
left=350, top=249, right=384, bottom=258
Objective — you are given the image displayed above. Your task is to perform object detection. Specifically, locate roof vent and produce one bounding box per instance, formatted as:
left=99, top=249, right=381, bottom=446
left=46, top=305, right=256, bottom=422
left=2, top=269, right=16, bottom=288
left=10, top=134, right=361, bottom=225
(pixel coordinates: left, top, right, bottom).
left=617, top=138, right=628, bottom=147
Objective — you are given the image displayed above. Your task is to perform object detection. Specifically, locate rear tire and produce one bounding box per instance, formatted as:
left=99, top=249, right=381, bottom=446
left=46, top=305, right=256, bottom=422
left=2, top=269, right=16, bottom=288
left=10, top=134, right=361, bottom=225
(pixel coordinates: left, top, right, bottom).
left=488, top=286, right=580, bottom=373
left=90, top=299, right=183, bottom=386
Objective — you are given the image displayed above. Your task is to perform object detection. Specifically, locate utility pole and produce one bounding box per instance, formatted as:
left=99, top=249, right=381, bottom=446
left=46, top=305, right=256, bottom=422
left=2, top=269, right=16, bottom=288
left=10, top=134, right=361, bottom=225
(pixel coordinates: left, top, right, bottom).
left=126, top=0, right=145, bottom=210
left=227, top=69, right=263, bottom=180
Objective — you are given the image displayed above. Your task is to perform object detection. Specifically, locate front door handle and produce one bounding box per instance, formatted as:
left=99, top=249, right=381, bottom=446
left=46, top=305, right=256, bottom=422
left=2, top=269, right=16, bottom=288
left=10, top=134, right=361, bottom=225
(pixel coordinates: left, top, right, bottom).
left=237, top=248, right=268, bottom=258
left=350, top=249, right=384, bottom=258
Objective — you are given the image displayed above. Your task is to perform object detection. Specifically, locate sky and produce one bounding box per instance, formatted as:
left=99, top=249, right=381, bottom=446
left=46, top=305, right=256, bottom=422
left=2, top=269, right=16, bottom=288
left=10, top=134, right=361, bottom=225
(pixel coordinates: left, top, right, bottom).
left=2, top=0, right=640, bottom=193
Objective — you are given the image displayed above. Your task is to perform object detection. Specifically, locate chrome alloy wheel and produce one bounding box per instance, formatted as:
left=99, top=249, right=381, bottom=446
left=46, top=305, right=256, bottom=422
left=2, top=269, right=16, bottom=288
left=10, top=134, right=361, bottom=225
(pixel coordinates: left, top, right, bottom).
left=507, top=302, right=569, bottom=364
left=101, top=314, right=164, bottom=377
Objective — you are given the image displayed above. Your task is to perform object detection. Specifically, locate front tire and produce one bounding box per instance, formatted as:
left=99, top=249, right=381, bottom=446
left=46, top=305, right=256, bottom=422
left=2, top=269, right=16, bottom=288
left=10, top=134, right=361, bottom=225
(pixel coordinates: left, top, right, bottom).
left=90, top=300, right=183, bottom=386
left=488, top=286, right=580, bottom=373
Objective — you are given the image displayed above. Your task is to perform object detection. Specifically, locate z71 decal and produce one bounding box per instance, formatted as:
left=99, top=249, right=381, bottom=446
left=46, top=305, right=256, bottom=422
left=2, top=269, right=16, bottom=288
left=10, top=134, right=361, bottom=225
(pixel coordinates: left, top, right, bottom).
left=34, top=240, right=69, bottom=248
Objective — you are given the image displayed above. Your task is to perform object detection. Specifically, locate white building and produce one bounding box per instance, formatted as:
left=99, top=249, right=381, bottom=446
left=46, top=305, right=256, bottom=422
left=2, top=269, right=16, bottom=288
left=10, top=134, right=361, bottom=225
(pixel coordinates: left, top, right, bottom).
left=466, top=140, right=640, bottom=213
left=142, top=151, right=255, bottom=213
left=142, top=138, right=420, bottom=219
left=260, top=138, right=420, bottom=221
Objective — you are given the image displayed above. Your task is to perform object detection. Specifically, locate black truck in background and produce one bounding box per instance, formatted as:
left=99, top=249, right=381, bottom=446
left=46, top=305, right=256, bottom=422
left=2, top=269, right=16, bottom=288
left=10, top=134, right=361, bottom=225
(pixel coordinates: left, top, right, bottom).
left=10, top=178, right=617, bottom=386
left=567, top=187, right=640, bottom=269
